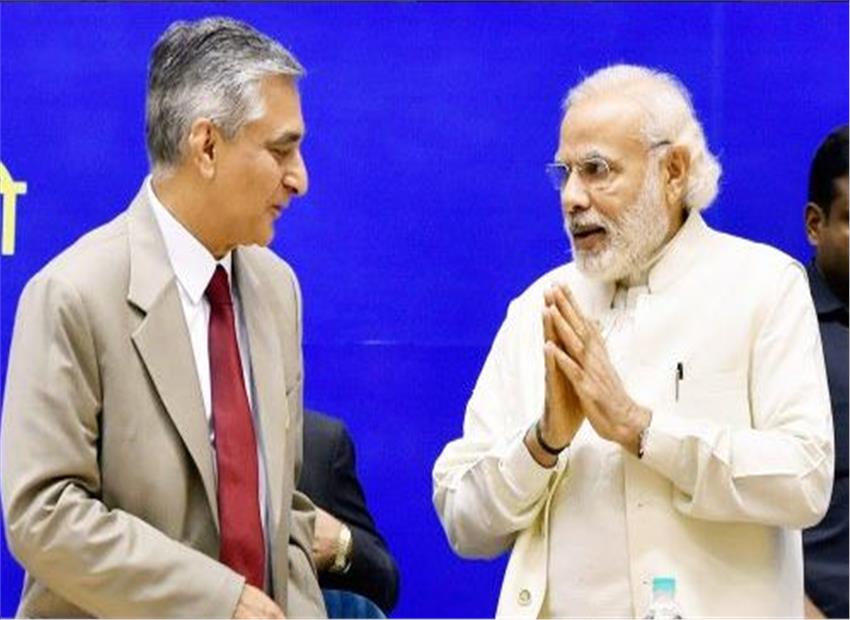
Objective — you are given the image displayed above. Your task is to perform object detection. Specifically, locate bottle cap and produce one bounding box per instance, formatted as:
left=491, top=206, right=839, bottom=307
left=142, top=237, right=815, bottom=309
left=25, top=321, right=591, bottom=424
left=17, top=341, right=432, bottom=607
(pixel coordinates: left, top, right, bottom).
left=652, top=576, right=676, bottom=595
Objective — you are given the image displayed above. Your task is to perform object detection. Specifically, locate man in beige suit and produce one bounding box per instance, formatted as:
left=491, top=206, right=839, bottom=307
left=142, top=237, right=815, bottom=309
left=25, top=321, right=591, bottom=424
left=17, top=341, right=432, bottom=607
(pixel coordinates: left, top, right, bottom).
left=1, top=17, right=326, bottom=618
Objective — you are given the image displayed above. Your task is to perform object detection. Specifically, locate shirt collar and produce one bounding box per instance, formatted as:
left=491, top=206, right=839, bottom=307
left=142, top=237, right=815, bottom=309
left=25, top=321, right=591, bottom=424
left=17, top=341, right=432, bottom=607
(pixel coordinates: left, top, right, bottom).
left=806, top=260, right=847, bottom=316
left=146, top=176, right=233, bottom=304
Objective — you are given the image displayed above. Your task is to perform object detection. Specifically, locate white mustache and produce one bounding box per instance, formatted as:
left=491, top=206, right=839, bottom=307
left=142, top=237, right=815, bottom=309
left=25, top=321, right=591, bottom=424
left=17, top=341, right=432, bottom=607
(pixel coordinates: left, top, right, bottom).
left=566, top=211, right=611, bottom=236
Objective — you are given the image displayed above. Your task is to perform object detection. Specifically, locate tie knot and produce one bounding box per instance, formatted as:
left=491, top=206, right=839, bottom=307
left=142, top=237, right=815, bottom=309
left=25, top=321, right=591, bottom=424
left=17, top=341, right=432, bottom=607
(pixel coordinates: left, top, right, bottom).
left=206, top=265, right=233, bottom=307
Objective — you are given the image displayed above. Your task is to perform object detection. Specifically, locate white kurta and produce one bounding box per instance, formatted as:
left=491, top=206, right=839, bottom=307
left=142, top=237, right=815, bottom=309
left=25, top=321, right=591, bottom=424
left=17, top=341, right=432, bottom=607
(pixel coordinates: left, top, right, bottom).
left=432, top=211, right=834, bottom=618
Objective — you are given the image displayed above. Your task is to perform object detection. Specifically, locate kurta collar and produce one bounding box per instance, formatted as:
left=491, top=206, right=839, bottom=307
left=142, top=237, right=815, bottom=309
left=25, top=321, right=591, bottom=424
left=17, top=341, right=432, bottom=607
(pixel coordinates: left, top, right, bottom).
left=644, top=209, right=709, bottom=294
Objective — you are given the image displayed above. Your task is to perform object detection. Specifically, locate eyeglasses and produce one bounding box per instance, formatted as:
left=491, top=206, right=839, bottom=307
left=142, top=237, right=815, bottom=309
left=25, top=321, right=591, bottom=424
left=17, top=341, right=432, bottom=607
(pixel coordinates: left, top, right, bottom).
left=545, top=140, right=672, bottom=192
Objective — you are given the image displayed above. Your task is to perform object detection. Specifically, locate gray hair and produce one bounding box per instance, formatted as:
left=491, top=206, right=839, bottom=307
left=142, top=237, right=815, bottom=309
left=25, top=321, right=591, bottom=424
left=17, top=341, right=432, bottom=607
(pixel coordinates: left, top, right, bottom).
left=146, top=17, right=304, bottom=170
left=563, top=65, right=722, bottom=212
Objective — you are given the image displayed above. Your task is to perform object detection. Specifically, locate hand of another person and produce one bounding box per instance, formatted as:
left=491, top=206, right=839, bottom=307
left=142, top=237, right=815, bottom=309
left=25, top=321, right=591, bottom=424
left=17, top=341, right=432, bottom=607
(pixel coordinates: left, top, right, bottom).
left=804, top=596, right=826, bottom=619
left=546, top=283, right=651, bottom=455
left=312, top=506, right=343, bottom=571
left=233, top=583, right=285, bottom=619
left=525, top=287, right=586, bottom=467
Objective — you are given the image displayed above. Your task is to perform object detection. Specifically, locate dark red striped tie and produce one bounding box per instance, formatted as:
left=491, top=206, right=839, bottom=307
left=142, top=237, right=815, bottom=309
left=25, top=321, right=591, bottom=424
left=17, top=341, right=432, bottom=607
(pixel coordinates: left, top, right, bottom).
left=206, top=265, right=265, bottom=589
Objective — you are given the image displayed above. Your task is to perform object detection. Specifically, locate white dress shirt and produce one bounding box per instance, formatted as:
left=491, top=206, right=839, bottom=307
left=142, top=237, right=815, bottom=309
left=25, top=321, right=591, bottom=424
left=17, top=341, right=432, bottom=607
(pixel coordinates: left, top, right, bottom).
left=433, top=211, right=834, bottom=617
left=146, top=178, right=269, bottom=541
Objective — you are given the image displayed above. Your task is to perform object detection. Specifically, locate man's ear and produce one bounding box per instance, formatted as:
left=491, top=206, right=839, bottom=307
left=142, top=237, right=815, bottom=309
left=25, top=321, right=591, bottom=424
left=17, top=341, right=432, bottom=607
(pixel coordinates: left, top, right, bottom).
left=186, top=118, right=218, bottom=179
left=664, top=145, right=690, bottom=208
left=805, top=202, right=825, bottom=247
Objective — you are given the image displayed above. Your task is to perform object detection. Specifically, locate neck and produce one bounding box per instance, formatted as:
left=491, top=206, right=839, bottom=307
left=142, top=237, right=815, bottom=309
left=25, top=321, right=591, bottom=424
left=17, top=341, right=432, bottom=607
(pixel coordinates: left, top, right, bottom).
left=151, top=170, right=232, bottom=259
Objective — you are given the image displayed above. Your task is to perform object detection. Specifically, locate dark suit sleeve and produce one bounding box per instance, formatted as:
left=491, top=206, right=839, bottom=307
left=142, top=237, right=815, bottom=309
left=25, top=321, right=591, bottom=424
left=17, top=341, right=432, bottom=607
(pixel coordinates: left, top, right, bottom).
left=318, top=424, right=400, bottom=614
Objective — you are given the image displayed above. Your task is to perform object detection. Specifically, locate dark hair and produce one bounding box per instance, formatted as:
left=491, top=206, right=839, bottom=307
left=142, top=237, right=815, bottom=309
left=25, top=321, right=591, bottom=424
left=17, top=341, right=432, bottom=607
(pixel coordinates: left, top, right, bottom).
left=808, top=125, right=848, bottom=216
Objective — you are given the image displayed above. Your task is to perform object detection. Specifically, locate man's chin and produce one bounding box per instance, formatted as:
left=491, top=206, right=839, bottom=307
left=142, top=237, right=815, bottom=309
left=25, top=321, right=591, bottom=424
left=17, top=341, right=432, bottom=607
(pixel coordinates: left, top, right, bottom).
left=574, top=249, right=625, bottom=282
left=246, top=227, right=275, bottom=248
left=260, top=230, right=275, bottom=247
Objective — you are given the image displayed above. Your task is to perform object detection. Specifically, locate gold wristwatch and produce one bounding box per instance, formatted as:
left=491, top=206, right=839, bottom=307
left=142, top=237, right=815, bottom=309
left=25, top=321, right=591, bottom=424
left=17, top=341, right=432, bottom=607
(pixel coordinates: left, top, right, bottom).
left=330, top=523, right=353, bottom=574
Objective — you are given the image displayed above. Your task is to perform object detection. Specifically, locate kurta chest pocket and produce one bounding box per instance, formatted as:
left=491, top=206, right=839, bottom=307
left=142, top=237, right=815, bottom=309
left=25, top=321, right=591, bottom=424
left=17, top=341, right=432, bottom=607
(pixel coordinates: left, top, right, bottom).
left=676, top=367, right=751, bottom=428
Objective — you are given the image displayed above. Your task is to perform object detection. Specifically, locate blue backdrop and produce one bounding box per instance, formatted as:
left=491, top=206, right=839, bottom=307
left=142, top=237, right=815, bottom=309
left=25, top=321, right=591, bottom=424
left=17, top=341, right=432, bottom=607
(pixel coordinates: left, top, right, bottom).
left=0, top=2, right=847, bottom=617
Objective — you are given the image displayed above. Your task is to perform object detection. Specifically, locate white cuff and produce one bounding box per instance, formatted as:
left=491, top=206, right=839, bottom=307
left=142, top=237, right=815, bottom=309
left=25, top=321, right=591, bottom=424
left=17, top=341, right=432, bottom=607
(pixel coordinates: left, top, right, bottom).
left=497, top=430, right=559, bottom=504
left=639, top=411, right=713, bottom=483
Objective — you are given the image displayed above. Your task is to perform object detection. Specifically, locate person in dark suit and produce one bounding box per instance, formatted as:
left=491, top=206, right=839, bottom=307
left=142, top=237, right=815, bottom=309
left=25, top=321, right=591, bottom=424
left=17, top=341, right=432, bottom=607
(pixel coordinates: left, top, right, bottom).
left=299, top=410, right=400, bottom=614
left=802, top=125, right=848, bottom=619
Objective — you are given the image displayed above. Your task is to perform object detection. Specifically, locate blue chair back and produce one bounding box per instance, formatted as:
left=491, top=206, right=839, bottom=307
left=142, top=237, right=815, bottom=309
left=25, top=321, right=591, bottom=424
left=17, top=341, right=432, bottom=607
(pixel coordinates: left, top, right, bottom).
left=322, top=589, right=386, bottom=619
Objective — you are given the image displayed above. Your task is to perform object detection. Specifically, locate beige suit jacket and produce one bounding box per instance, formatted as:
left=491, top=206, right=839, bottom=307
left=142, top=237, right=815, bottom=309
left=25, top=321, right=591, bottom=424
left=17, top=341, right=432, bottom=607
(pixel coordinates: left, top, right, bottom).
left=1, top=185, right=326, bottom=618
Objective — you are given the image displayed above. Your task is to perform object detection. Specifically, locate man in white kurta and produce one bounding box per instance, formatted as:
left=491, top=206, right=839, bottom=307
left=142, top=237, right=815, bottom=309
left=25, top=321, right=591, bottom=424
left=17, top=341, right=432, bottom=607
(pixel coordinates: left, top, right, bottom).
left=432, top=65, right=834, bottom=618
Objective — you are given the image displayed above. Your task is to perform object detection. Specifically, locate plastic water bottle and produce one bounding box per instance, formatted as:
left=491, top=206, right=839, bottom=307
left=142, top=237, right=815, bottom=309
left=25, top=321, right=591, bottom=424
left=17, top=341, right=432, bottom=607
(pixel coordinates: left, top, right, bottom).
left=643, top=576, right=684, bottom=619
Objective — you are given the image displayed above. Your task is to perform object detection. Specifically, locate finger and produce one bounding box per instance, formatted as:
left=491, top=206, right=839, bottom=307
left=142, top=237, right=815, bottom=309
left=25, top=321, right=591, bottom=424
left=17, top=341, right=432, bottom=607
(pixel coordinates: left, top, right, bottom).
left=266, top=599, right=286, bottom=620
left=554, top=284, right=588, bottom=339
left=543, top=320, right=565, bottom=389
left=542, top=307, right=557, bottom=343
left=544, top=337, right=557, bottom=380
left=559, top=283, right=586, bottom=320
left=548, top=340, right=582, bottom=387
left=549, top=305, right=585, bottom=362
left=553, top=285, right=585, bottom=336
left=543, top=285, right=566, bottom=344
left=544, top=286, right=555, bottom=308
left=543, top=311, right=569, bottom=380
left=550, top=348, right=606, bottom=431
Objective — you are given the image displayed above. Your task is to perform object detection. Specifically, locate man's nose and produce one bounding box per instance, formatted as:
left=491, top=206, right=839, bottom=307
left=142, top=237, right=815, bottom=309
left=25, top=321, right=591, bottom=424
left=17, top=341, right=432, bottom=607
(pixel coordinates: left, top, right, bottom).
left=283, top=149, right=308, bottom=197
left=561, top=169, right=590, bottom=216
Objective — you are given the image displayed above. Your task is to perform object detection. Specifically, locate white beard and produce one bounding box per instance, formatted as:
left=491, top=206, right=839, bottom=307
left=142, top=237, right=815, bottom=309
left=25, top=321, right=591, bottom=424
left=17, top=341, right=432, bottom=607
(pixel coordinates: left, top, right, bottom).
left=564, top=165, right=670, bottom=283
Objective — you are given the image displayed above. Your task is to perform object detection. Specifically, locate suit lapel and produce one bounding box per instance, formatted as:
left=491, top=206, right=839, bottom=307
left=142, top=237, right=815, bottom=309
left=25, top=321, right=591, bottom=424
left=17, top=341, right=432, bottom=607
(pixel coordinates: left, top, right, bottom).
left=125, top=189, right=219, bottom=531
left=234, top=249, right=288, bottom=537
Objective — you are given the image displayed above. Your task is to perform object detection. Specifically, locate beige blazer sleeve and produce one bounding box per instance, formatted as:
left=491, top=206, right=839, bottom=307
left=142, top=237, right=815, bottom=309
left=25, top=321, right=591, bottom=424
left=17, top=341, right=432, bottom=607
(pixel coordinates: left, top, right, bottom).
left=274, top=264, right=326, bottom=618
left=1, top=272, right=245, bottom=618
left=2, top=189, right=326, bottom=618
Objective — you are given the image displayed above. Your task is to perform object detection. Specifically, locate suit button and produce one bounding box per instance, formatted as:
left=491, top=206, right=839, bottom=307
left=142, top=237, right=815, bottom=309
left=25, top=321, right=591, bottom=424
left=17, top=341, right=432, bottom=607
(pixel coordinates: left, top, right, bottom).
left=518, top=589, right=532, bottom=606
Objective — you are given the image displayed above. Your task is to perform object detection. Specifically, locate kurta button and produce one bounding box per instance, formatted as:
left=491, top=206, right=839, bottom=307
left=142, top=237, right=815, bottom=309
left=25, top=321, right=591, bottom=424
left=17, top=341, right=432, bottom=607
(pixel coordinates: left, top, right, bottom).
left=518, top=589, right=532, bottom=606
